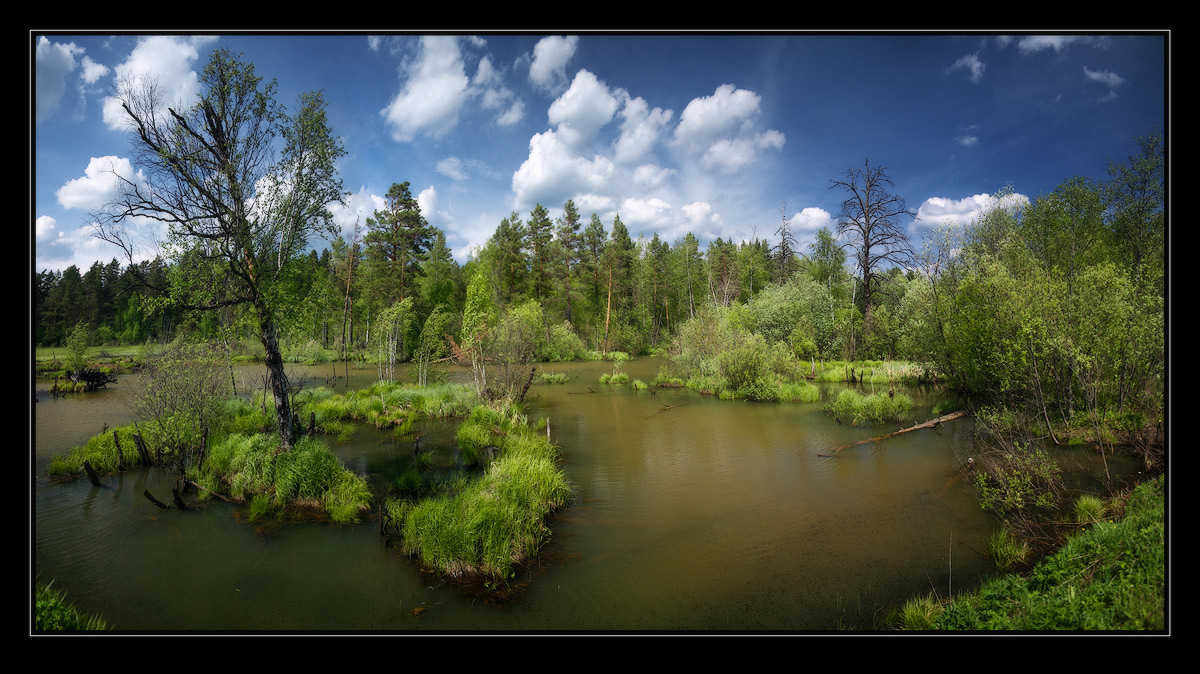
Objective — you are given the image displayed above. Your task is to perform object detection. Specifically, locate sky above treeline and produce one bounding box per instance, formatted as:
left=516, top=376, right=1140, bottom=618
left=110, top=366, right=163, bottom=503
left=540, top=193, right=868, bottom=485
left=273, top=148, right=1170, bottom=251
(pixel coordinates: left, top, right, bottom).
left=32, top=32, right=1167, bottom=273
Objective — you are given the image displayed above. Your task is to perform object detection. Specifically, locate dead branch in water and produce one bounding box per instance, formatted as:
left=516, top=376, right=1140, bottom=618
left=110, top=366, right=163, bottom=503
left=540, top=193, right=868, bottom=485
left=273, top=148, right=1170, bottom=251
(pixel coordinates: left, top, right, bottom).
left=645, top=400, right=688, bottom=418
left=818, top=410, right=968, bottom=456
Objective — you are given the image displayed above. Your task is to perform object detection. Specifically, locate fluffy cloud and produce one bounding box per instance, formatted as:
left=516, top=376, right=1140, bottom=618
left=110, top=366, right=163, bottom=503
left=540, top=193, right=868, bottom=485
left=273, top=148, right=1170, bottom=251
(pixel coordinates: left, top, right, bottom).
left=547, top=69, right=620, bottom=151
left=957, top=134, right=979, bottom=146
left=475, top=55, right=524, bottom=127
left=511, top=130, right=615, bottom=209
left=681, top=201, right=722, bottom=238
left=631, top=164, right=674, bottom=190
left=328, top=186, right=386, bottom=238
left=790, top=207, right=834, bottom=232
left=673, top=84, right=763, bottom=153
left=619, top=196, right=673, bottom=231
left=914, top=192, right=1030, bottom=229
left=529, top=36, right=578, bottom=94
left=947, top=53, right=985, bottom=84
left=56, top=156, right=143, bottom=210
left=417, top=185, right=438, bottom=226
left=437, top=157, right=469, bottom=181
left=701, top=131, right=785, bottom=174
left=381, top=36, right=471, bottom=142
left=36, top=215, right=59, bottom=242
left=101, top=36, right=215, bottom=131
left=614, top=96, right=673, bottom=164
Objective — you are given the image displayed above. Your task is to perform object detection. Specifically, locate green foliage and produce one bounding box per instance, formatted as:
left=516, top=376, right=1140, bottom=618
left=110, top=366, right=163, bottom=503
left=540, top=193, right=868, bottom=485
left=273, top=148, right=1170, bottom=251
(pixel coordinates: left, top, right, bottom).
left=393, top=408, right=573, bottom=580
left=932, top=476, right=1163, bottom=630
left=1073, top=494, right=1107, bottom=524
left=65, top=322, right=91, bottom=373
left=35, top=581, right=109, bottom=631
left=825, top=389, right=912, bottom=425
left=989, top=528, right=1029, bottom=571
left=899, top=593, right=943, bottom=631
left=535, top=372, right=569, bottom=384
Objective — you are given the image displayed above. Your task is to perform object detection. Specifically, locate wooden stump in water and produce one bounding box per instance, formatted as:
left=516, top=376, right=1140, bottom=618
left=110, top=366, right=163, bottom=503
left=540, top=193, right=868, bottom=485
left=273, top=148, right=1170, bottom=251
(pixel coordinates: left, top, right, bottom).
left=82, top=460, right=102, bottom=487
left=113, top=430, right=125, bottom=472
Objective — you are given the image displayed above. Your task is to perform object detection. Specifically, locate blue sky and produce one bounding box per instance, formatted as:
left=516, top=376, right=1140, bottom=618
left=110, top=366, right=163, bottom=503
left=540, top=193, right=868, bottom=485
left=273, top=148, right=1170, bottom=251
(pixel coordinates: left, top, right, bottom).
left=33, top=32, right=1166, bottom=272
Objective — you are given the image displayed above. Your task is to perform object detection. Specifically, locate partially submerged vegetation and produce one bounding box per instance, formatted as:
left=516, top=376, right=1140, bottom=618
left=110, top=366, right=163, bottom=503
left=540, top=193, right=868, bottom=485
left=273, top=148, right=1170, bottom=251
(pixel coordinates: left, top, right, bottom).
left=386, top=403, right=572, bottom=581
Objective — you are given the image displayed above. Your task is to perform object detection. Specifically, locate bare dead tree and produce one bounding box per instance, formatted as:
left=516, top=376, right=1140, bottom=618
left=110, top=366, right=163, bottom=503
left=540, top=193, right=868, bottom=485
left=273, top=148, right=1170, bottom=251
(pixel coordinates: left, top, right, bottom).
left=830, top=159, right=916, bottom=326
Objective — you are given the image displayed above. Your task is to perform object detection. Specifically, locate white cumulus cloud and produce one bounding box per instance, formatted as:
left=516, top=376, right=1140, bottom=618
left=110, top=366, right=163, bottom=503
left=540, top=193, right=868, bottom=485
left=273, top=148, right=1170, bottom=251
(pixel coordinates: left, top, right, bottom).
left=547, top=69, right=620, bottom=151
left=673, top=84, right=763, bottom=153
left=511, top=129, right=616, bottom=210
left=529, top=36, right=578, bottom=94
left=914, top=192, right=1030, bottom=229
left=56, top=156, right=143, bottom=210
left=380, top=36, right=471, bottom=142
left=614, top=95, right=673, bottom=164
left=101, top=35, right=215, bottom=131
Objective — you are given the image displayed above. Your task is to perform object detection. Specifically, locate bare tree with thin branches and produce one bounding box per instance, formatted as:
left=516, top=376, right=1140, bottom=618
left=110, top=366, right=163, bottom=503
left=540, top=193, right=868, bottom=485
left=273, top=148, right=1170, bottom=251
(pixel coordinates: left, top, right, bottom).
left=830, top=159, right=916, bottom=325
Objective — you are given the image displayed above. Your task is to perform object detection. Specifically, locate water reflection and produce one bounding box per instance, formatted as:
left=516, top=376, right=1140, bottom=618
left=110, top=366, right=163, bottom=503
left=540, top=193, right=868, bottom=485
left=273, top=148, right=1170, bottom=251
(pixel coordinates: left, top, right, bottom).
left=35, top=358, right=1009, bottom=631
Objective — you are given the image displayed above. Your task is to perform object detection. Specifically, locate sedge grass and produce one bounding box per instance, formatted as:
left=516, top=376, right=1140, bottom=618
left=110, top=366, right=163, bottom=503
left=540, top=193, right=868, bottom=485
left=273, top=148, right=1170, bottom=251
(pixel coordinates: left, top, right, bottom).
left=35, top=580, right=109, bottom=631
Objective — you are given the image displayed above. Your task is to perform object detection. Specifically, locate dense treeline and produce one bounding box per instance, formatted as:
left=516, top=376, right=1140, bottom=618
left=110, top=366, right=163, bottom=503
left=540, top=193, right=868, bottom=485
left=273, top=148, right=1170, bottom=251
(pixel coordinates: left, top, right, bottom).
left=37, top=133, right=1165, bottom=442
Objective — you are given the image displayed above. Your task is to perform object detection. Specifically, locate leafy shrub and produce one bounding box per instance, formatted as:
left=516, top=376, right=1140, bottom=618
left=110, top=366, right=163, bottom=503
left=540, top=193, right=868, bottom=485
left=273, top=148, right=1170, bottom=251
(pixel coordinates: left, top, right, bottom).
left=1073, top=494, right=1107, bottom=524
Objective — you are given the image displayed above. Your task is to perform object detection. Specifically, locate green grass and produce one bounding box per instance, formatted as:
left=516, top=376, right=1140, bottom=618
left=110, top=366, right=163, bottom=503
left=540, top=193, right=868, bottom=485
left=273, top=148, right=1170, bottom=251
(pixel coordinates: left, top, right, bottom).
left=988, top=528, right=1029, bottom=571
left=34, top=581, right=109, bottom=631
left=535, top=372, right=570, bottom=384
left=926, top=476, right=1164, bottom=630
left=825, top=389, right=913, bottom=425
left=389, top=405, right=573, bottom=581
left=1073, top=494, right=1107, bottom=523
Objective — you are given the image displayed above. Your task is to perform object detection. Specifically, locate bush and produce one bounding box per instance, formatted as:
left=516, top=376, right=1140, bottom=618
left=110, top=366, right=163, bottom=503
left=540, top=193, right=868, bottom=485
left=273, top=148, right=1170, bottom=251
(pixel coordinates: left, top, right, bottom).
left=989, top=528, right=1029, bottom=571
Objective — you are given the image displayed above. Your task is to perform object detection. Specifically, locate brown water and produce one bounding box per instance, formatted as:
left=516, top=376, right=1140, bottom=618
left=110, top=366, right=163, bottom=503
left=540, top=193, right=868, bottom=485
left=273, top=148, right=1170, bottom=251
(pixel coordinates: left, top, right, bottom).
left=33, top=358, right=1010, bottom=631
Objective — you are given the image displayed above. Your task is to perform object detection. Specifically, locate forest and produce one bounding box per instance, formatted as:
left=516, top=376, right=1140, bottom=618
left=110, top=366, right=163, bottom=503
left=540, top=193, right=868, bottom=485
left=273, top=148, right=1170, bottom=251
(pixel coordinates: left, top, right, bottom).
left=33, top=48, right=1165, bottom=630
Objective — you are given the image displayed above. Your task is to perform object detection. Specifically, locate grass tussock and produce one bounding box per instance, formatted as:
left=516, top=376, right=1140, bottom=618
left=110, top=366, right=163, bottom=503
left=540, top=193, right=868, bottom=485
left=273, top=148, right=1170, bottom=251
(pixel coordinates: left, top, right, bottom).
left=825, top=388, right=913, bottom=425
left=388, top=404, right=573, bottom=581
left=197, top=433, right=371, bottom=523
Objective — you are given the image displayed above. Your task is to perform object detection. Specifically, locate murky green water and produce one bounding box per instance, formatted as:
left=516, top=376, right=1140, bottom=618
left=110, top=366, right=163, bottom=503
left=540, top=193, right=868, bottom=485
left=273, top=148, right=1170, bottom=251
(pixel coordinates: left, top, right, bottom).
left=33, top=357, right=1052, bottom=631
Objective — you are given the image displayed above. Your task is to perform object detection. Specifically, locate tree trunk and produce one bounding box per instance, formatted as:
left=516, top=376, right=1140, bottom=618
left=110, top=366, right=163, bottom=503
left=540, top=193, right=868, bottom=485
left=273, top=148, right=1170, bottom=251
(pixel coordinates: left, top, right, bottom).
left=258, top=311, right=295, bottom=451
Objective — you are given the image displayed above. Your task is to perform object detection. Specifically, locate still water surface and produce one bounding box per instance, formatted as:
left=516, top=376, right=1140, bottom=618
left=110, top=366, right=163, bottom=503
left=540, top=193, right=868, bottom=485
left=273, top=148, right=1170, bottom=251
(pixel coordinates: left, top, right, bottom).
left=35, top=358, right=1009, bottom=631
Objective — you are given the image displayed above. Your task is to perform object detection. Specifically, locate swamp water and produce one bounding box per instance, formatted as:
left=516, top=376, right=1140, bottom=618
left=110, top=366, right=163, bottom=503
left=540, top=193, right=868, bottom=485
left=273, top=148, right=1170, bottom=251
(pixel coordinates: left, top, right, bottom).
left=33, top=357, right=1073, bottom=631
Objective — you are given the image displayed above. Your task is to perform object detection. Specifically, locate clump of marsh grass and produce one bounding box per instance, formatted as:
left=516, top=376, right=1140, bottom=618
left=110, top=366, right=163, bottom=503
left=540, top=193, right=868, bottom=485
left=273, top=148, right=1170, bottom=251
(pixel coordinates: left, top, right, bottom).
left=1073, top=494, right=1107, bottom=524
left=389, top=405, right=573, bottom=581
left=535, top=372, right=569, bottom=384
left=989, top=528, right=1029, bottom=571
left=826, top=389, right=912, bottom=425
left=899, top=592, right=944, bottom=630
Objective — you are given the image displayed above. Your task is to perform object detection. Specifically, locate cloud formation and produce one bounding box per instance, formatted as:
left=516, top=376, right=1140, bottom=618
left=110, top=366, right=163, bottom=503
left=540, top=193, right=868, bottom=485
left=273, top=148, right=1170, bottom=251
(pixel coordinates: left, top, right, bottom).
left=528, top=36, right=579, bottom=94
left=947, top=53, right=985, bottom=84
left=380, top=36, right=472, bottom=142
left=913, top=192, right=1030, bottom=229
left=547, top=70, right=620, bottom=151
left=101, top=36, right=215, bottom=131
left=56, top=156, right=143, bottom=210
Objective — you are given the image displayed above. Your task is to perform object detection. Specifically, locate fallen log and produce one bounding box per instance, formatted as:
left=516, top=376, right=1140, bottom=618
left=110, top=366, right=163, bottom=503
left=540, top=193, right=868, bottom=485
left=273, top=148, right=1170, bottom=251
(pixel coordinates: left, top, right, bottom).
left=819, top=410, right=969, bottom=456
left=184, top=479, right=234, bottom=503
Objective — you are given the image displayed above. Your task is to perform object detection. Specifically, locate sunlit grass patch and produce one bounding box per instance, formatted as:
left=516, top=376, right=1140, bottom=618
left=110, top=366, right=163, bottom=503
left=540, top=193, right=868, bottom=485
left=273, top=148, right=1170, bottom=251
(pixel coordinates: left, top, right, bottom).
left=35, top=581, right=109, bottom=631
left=825, top=389, right=912, bottom=424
